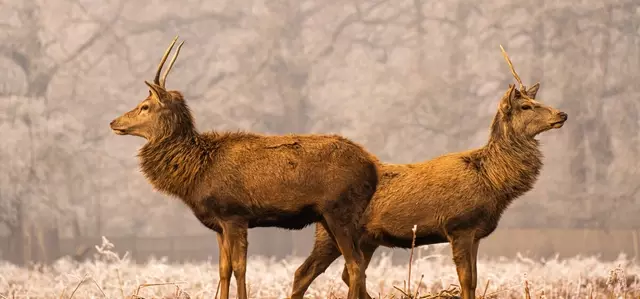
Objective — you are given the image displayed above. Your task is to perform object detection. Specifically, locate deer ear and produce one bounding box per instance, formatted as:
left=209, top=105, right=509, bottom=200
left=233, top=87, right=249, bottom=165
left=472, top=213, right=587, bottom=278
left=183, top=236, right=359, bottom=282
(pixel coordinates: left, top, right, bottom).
left=500, top=84, right=517, bottom=114
left=526, top=82, right=540, bottom=99
left=144, top=81, right=169, bottom=106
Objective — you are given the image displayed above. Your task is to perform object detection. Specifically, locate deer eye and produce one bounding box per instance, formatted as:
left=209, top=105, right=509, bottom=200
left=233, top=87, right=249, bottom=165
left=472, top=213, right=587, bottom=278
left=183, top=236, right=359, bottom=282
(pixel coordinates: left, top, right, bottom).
left=521, top=105, right=533, bottom=110
left=141, top=105, right=149, bottom=111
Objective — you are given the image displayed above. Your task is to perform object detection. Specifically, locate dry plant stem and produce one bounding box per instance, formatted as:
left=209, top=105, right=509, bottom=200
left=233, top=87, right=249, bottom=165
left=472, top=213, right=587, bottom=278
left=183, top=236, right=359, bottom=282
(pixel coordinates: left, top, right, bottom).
left=89, top=277, right=107, bottom=298
left=524, top=280, right=531, bottom=299
left=407, top=225, right=418, bottom=295
left=576, top=276, right=582, bottom=298
left=392, top=286, right=409, bottom=298
left=481, top=279, right=490, bottom=299
left=69, top=274, right=89, bottom=299
left=174, top=285, right=189, bottom=298
left=117, top=268, right=125, bottom=299
left=414, top=274, right=424, bottom=298
left=134, top=282, right=186, bottom=297
left=214, top=280, right=221, bottom=299
left=481, top=282, right=525, bottom=298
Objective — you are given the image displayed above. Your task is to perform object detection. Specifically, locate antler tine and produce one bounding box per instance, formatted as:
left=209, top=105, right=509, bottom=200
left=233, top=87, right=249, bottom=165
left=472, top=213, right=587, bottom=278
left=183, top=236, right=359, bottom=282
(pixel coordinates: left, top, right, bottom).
left=160, top=40, right=184, bottom=88
left=153, top=36, right=179, bottom=85
left=499, top=45, right=525, bottom=93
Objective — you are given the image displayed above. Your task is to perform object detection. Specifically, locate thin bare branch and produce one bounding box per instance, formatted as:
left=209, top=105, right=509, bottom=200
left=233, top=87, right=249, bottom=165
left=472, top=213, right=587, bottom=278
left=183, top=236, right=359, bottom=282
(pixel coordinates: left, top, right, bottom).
left=122, top=12, right=240, bottom=36
left=57, top=0, right=125, bottom=68
left=69, top=274, right=89, bottom=299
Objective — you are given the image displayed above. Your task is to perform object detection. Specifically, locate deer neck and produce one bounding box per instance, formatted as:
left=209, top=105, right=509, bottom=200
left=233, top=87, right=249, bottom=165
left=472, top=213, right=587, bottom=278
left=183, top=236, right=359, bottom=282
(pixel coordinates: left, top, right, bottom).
left=480, top=122, right=543, bottom=209
left=138, top=130, right=210, bottom=199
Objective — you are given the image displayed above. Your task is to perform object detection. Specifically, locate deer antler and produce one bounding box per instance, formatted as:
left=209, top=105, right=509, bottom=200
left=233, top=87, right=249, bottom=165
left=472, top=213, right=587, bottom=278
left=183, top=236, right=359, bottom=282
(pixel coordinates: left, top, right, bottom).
left=160, top=40, right=185, bottom=88
left=153, top=36, right=179, bottom=86
left=499, top=45, right=528, bottom=96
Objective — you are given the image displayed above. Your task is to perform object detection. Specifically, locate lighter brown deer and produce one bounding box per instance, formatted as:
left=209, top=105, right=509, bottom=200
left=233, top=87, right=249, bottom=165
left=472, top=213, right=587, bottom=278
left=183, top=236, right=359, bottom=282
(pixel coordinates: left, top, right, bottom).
left=288, top=46, right=568, bottom=299
left=110, top=36, right=379, bottom=299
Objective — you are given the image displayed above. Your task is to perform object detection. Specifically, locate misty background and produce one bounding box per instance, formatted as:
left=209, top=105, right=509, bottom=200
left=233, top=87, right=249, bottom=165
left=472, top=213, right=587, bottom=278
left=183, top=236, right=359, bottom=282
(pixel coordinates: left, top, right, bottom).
left=1, top=0, right=639, bottom=266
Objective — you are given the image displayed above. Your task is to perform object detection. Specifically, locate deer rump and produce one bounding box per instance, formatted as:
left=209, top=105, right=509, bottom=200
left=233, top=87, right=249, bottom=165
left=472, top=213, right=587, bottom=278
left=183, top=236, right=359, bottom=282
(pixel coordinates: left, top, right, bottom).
left=342, top=158, right=498, bottom=248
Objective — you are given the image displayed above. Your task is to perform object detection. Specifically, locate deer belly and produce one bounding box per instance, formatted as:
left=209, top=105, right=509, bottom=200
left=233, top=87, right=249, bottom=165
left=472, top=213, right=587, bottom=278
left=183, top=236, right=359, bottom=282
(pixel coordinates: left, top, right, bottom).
left=248, top=204, right=323, bottom=229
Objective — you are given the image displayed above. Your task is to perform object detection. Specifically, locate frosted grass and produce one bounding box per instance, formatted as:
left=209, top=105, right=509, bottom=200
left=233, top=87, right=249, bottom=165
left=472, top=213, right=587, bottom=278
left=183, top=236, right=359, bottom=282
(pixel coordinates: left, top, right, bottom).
left=1, top=237, right=638, bottom=298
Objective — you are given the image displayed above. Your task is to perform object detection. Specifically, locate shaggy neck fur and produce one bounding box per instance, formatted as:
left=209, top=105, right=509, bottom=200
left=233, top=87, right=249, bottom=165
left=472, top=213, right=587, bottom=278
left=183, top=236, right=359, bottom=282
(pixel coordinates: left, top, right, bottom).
left=478, top=112, right=543, bottom=210
left=137, top=100, right=213, bottom=200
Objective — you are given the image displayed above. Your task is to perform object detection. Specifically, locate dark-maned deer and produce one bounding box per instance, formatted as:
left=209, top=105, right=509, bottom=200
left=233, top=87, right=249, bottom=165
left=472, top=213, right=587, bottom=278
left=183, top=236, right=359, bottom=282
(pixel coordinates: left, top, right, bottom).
left=109, top=36, right=379, bottom=299
left=288, top=46, right=568, bottom=299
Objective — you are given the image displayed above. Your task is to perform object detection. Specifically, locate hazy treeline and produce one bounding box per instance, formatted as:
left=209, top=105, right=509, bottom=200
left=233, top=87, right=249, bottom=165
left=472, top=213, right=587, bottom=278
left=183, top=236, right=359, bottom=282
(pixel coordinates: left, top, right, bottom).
left=1, top=0, right=639, bottom=264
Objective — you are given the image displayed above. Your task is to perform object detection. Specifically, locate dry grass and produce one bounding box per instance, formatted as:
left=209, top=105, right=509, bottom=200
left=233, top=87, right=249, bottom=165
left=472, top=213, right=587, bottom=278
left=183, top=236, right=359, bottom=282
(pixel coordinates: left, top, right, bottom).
left=1, top=237, right=638, bottom=299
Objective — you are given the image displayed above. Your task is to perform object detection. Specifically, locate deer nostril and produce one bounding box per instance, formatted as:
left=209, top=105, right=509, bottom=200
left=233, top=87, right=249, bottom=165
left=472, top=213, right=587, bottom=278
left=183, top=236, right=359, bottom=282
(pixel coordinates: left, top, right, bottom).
left=558, top=112, right=568, bottom=120
left=110, top=120, right=116, bottom=126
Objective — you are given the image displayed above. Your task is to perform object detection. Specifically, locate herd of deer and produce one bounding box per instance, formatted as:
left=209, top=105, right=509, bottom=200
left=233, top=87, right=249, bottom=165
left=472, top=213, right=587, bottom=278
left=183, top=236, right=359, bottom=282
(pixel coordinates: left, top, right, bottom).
left=109, top=36, right=568, bottom=299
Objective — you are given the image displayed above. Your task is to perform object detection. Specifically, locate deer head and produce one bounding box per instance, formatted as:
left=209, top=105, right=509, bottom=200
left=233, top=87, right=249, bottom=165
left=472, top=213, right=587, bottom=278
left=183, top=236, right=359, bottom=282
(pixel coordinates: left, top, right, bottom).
left=110, top=36, right=194, bottom=141
left=493, top=46, right=568, bottom=138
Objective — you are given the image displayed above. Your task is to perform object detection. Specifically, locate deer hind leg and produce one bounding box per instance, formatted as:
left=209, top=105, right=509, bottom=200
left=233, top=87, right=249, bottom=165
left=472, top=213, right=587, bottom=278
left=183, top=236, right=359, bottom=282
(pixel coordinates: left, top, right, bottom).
left=321, top=214, right=366, bottom=299
left=229, top=225, right=249, bottom=299
left=450, top=234, right=477, bottom=299
left=341, top=242, right=377, bottom=299
left=470, top=240, right=480, bottom=296
left=290, top=224, right=342, bottom=299
left=216, top=232, right=232, bottom=299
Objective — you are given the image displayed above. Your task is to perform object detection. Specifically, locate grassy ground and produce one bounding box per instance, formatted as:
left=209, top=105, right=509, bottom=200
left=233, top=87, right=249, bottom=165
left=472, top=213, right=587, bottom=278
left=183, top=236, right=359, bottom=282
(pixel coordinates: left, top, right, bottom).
left=1, top=237, right=638, bottom=299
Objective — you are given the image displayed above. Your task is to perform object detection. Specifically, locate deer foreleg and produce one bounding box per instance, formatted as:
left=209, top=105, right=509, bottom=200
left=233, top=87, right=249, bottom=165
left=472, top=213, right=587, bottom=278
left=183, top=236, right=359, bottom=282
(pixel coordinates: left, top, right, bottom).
left=450, top=234, right=477, bottom=299
left=229, top=224, right=249, bottom=299
left=216, top=232, right=232, bottom=299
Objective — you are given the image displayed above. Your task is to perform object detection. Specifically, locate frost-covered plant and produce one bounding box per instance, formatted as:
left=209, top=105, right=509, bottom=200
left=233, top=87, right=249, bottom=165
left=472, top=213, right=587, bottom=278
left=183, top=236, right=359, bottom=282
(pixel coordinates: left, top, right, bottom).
left=0, top=238, right=638, bottom=299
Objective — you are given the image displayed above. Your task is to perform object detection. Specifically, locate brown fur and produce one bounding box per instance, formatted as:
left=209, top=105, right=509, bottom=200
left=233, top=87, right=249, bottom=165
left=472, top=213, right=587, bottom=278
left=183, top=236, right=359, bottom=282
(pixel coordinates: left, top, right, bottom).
left=110, top=38, right=379, bottom=299
left=289, top=83, right=568, bottom=299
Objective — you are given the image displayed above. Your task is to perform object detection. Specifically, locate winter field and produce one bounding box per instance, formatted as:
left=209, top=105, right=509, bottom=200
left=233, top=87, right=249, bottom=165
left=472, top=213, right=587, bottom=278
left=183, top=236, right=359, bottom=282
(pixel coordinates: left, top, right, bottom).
left=1, top=237, right=639, bottom=299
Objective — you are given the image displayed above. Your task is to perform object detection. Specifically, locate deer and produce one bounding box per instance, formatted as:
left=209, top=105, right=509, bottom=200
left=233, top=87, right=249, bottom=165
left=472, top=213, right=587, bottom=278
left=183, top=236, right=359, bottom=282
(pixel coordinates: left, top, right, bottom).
left=288, top=46, right=568, bottom=299
left=109, top=36, right=379, bottom=299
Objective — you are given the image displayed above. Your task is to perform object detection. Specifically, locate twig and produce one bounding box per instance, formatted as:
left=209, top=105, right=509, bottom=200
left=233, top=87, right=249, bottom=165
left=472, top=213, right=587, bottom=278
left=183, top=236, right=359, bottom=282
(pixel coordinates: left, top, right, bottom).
left=481, top=279, right=490, bottom=299
left=407, top=224, right=418, bottom=295
left=214, top=280, right=221, bottom=299
left=524, top=279, right=531, bottom=299
left=393, top=285, right=410, bottom=297
left=69, top=274, right=89, bottom=299
left=89, top=277, right=107, bottom=298
left=419, top=285, right=460, bottom=299
left=414, top=274, right=424, bottom=298
left=58, top=287, right=66, bottom=299
left=480, top=281, right=527, bottom=298
left=133, top=282, right=187, bottom=297
left=116, top=268, right=125, bottom=299
left=499, top=44, right=524, bottom=92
